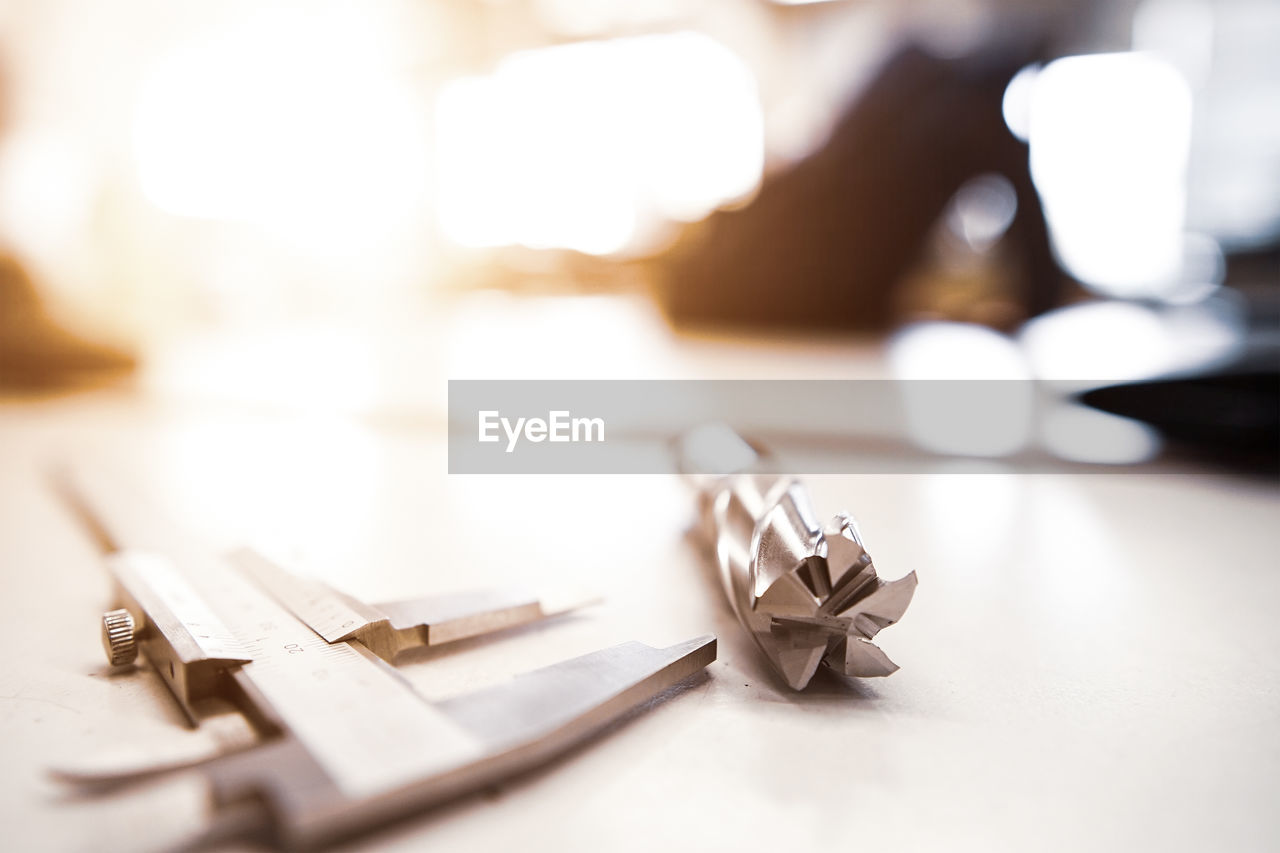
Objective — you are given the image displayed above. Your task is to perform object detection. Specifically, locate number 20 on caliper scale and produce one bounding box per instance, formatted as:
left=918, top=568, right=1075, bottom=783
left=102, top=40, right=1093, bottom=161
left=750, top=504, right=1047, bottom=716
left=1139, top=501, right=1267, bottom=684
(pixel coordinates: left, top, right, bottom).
left=57, top=469, right=716, bottom=849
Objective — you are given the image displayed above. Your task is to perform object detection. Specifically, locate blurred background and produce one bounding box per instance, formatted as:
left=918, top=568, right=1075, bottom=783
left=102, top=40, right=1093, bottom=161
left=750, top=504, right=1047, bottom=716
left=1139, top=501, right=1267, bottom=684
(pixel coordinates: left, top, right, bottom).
left=4, top=7, right=1279, bottom=850
left=0, top=0, right=1276, bottom=467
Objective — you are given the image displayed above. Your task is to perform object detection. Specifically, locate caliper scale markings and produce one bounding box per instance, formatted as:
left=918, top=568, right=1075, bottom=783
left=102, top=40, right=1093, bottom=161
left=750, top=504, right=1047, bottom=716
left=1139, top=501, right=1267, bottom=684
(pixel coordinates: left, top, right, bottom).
left=60, top=465, right=715, bottom=848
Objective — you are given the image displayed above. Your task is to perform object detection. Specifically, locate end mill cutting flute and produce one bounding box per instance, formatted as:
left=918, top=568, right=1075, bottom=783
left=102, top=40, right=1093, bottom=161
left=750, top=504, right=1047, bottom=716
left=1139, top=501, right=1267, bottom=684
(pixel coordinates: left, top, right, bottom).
left=681, top=427, right=917, bottom=690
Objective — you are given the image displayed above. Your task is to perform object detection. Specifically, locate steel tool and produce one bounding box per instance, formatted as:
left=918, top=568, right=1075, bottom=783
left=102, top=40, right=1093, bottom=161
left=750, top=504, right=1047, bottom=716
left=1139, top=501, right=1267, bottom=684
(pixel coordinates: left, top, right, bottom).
left=56, top=467, right=715, bottom=849
left=679, top=425, right=915, bottom=690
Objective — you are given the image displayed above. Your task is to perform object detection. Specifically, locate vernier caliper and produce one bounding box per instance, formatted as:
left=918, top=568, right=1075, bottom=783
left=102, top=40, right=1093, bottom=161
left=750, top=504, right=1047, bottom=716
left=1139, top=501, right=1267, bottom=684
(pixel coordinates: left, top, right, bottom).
left=57, top=468, right=715, bottom=849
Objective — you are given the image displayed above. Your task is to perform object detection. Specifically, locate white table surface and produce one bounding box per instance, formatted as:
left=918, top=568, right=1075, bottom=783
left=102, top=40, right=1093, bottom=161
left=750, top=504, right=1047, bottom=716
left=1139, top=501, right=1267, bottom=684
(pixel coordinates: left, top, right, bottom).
left=2, top=297, right=1277, bottom=852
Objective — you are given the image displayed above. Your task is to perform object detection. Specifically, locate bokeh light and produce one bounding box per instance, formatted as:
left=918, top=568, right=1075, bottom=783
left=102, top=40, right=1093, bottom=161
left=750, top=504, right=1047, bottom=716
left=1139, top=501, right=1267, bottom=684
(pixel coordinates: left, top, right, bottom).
left=1027, top=52, right=1193, bottom=298
left=435, top=32, right=763, bottom=255
left=132, top=6, right=430, bottom=258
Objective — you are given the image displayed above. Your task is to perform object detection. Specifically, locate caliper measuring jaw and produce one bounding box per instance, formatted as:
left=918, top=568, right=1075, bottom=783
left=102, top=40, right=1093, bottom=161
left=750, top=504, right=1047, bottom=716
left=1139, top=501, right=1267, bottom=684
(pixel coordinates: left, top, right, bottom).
left=57, top=469, right=717, bottom=849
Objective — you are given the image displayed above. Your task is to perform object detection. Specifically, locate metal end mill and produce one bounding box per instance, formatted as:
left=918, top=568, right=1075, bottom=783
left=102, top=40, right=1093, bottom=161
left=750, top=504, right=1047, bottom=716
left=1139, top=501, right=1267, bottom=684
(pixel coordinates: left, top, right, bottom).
left=680, top=425, right=917, bottom=690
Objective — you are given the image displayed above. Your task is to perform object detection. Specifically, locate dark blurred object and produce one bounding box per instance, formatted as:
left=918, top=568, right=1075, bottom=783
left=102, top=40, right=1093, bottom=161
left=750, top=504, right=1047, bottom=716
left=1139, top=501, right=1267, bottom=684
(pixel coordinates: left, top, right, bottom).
left=0, top=49, right=133, bottom=391
left=0, top=254, right=135, bottom=390
left=653, top=33, right=1064, bottom=332
left=1081, top=289, right=1280, bottom=474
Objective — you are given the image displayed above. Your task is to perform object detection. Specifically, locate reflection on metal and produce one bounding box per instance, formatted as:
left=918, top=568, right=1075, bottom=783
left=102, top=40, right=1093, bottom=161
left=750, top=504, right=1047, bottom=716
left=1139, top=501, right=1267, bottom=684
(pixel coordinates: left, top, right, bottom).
left=234, top=548, right=598, bottom=663
left=57, top=467, right=715, bottom=849
left=680, top=425, right=916, bottom=689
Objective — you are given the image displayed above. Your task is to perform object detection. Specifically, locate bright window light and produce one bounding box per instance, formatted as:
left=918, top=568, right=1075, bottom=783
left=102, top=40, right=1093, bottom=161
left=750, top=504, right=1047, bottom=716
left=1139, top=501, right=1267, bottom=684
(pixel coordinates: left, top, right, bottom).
left=132, top=7, right=429, bottom=257
left=1027, top=52, right=1193, bottom=298
left=435, top=32, right=763, bottom=255
left=888, top=322, right=1033, bottom=458
left=1018, top=300, right=1241, bottom=387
